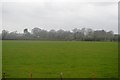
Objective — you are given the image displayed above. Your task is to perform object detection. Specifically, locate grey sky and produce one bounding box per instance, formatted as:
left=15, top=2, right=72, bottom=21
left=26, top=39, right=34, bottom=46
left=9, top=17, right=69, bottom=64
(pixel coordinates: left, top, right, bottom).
left=1, top=0, right=118, bottom=33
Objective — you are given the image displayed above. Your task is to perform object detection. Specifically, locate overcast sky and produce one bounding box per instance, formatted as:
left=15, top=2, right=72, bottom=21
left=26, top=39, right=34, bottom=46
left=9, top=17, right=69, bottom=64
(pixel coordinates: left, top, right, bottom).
left=0, top=0, right=119, bottom=33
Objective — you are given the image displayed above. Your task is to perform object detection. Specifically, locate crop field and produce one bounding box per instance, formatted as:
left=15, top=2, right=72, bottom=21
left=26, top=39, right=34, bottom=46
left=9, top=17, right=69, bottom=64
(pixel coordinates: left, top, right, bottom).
left=2, top=41, right=118, bottom=78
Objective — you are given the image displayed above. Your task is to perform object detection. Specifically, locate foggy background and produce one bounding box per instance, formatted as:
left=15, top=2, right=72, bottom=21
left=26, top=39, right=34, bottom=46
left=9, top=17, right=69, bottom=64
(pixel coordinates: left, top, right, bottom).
left=0, top=0, right=119, bottom=34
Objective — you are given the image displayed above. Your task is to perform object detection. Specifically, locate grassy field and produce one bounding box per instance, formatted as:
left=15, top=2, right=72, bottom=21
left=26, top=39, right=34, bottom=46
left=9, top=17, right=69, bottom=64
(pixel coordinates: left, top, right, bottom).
left=2, top=41, right=118, bottom=78
left=0, top=40, right=2, bottom=79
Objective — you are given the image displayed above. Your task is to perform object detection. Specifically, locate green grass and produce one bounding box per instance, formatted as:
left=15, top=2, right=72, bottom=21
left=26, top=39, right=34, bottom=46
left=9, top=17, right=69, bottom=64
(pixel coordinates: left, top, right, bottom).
left=2, top=41, right=118, bottom=78
left=0, top=40, right=2, bottom=79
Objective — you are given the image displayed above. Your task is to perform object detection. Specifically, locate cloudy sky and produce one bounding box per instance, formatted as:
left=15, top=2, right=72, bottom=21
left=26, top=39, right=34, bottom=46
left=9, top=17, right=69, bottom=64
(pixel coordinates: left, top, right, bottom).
left=0, top=0, right=119, bottom=33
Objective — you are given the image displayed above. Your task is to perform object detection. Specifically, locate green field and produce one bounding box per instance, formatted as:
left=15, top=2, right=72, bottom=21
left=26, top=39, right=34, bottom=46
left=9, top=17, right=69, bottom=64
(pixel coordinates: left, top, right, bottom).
left=2, top=41, right=118, bottom=78
left=0, top=40, right=2, bottom=79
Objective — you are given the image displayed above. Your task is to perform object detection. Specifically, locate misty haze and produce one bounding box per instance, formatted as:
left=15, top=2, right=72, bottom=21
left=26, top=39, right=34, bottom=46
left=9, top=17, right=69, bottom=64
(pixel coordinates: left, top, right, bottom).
left=0, top=0, right=119, bottom=79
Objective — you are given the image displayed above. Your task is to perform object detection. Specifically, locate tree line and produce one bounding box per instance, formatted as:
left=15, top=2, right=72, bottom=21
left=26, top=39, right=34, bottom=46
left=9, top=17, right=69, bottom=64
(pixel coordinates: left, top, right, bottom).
left=0, top=27, right=119, bottom=41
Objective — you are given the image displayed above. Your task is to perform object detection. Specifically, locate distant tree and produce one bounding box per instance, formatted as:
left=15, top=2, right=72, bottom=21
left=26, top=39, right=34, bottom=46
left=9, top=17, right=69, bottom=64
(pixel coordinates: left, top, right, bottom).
left=113, top=34, right=119, bottom=41
left=8, top=31, right=18, bottom=40
left=2, top=30, right=9, bottom=40
left=85, top=28, right=94, bottom=41
left=106, top=31, right=114, bottom=41
left=56, top=29, right=65, bottom=40
left=23, top=28, right=31, bottom=40
left=48, top=29, right=56, bottom=40
left=93, top=30, right=107, bottom=41
left=1, top=28, right=117, bottom=41
left=63, top=31, right=73, bottom=41
left=32, top=27, right=41, bottom=39
left=72, top=28, right=81, bottom=40
left=118, top=35, right=120, bottom=41
left=0, top=34, right=2, bottom=40
left=24, top=28, right=28, bottom=34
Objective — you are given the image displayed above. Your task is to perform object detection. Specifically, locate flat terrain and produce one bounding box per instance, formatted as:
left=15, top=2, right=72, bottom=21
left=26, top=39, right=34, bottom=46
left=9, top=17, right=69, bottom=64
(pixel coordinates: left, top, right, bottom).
left=0, top=40, right=2, bottom=79
left=2, top=41, right=118, bottom=78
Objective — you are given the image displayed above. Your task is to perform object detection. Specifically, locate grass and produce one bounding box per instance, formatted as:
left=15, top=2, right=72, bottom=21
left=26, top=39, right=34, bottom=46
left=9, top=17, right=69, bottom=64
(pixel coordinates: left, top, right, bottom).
left=0, top=40, right=2, bottom=79
left=2, top=40, right=118, bottom=78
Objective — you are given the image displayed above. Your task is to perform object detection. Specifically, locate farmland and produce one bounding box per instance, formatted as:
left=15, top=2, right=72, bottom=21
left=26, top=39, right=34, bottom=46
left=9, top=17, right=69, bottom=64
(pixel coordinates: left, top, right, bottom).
left=2, top=41, right=118, bottom=78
